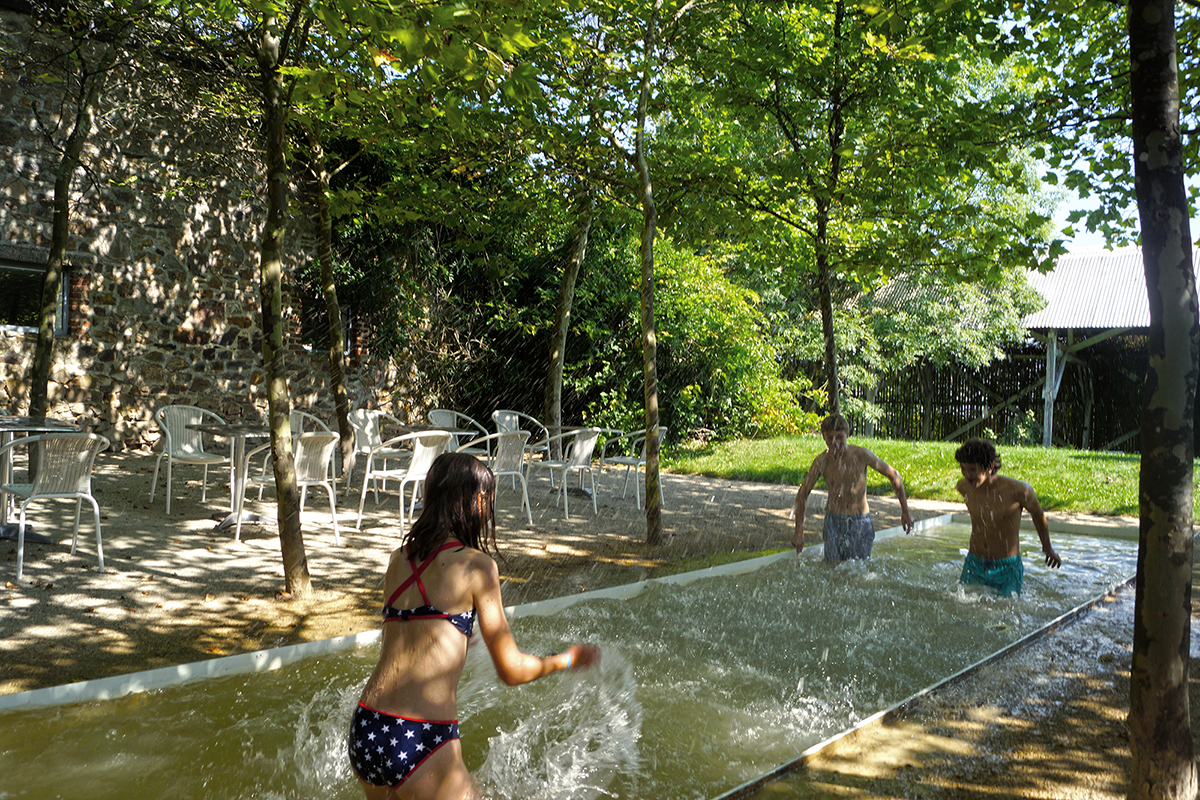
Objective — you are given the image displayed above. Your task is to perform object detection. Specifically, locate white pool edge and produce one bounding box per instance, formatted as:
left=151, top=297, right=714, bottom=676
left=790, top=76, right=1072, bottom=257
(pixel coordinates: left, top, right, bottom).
left=0, top=511, right=1124, bottom=715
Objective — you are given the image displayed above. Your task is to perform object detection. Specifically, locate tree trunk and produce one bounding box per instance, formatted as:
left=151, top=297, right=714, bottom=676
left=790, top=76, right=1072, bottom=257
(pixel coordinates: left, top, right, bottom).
left=815, top=0, right=847, bottom=417
left=637, top=2, right=664, bottom=547
left=1127, top=2, right=1199, bottom=798
left=304, top=130, right=354, bottom=486
left=257, top=15, right=310, bottom=597
left=27, top=44, right=113, bottom=421
left=816, top=237, right=839, bottom=415
left=543, top=190, right=593, bottom=449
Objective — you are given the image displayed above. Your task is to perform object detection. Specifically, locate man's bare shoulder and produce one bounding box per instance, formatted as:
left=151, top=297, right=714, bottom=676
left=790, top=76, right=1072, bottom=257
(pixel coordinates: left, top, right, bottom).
left=841, top=443, right=876, bottom=466
left=991, top=473, right=1034, bottom=496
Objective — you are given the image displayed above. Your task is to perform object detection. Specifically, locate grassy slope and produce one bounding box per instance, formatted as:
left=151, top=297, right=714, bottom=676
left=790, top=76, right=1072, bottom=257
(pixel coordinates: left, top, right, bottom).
left=665, top=435, right=1195, bottom=517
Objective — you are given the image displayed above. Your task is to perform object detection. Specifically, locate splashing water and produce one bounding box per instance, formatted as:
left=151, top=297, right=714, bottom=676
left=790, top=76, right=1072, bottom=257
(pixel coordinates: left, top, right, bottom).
left=471, top=651, right=642, bottom=800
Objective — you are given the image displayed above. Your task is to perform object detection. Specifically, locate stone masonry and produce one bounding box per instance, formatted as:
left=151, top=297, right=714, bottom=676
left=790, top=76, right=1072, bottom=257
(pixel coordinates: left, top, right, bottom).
left=0, top=6, right=409, bottom=451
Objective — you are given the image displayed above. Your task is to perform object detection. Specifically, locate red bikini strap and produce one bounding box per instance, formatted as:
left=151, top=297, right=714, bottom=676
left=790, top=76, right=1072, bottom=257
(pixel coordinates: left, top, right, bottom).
left=385, top=542, right=467, bottom=607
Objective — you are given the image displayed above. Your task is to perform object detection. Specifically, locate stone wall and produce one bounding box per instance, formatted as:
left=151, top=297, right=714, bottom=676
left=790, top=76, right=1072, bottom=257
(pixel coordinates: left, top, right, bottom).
left=0, top=7, right=409, bottom=451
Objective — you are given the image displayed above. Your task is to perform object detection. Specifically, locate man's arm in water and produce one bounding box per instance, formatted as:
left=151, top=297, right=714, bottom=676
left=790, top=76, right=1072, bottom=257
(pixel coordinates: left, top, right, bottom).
left=1019, top=481, right=1060, bottom=568
left=863, top=448, right=914, bottom=534
left=793, top=454, right=825, bottom=553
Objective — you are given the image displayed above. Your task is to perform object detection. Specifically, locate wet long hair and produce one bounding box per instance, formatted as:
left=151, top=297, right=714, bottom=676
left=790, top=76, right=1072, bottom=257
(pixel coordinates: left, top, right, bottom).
left=403, top=452, right=498, bottom=561
left=954, top=438, right=1001, bottom=472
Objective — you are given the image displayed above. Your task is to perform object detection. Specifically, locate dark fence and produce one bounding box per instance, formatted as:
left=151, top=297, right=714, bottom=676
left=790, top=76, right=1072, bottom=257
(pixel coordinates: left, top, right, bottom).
left=869, top=334, right=1152, bottom=452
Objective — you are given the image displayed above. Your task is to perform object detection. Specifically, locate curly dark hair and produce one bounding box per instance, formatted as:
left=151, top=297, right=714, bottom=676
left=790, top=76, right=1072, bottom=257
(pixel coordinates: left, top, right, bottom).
left=403, top=452, right=497, bottom=561
left=954, top=438, right=1001, bottom=471
left=821, top=413, right=850, bottom=434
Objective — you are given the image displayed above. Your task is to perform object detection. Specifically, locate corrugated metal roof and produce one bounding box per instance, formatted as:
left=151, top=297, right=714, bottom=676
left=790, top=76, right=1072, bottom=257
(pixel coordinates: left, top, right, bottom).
left=1022, top=246, right=1198, bottom=329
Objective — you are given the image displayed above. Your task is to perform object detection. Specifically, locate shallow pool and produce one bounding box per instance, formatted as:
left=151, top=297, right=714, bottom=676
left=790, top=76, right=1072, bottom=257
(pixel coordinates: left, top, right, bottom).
left=0, top=524, right=1136, bottom=799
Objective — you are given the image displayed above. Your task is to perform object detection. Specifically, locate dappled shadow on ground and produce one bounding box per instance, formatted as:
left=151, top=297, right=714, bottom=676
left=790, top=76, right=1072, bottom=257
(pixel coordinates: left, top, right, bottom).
left=769, top=668, right=1133, bottom=799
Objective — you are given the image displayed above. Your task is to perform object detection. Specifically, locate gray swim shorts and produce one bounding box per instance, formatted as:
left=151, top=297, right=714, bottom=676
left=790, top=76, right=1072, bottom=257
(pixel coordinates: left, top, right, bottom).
left=822, top=512, right=875, bottom=561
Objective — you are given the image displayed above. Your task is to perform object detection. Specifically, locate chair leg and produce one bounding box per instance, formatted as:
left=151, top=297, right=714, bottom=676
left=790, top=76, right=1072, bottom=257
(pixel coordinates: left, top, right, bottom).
left=561, top=470, right=569, bottom=519
left=88, top=496, right=104, bottom=572
left=622, top=465, right=633, bottom=499
left=165, top=458, right=173, bottom=516
left=200, top=463, right=209, bottom=503
left=322, top=482, right=341, bottom=546
left=588, top=469, right=597, bottom=515
left=519, top=476, right=533, bottom=526
left=15, top=504, right=28, bottom=581
left=70, top=499, right=82, bottom=555
left=406, top=480, right=422, bottom=529
left=356, top=475, right=371, bottom=531
left=150, top=452, right=165, bottom=503
left=398, top=479, right=412, bottom=530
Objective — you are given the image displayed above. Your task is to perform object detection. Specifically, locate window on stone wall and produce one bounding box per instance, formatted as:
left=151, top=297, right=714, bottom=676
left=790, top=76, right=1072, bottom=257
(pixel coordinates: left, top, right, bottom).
left=300, top=296, right=352, bottom=355
left=0, top=258, right=68, bottom=336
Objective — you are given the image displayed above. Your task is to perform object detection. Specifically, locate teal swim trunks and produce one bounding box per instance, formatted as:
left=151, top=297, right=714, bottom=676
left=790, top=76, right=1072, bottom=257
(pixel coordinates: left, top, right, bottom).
left=960, top=552, right=1024, bottom=596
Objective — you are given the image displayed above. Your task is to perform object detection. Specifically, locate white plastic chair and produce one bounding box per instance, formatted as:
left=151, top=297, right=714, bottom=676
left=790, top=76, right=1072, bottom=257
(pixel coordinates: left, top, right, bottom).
left=290, top=410, right=331, bottom=434
left=346, top=408, right=407, bottom=497
left=356, top=431, right=451, bottom=531
left=240, top=431, right=341, bottom=544
left=251, top=410, right=332, bottom=476
left=494, top=409, right=551, bottom=476
left=456, top=431, right=532, bottom=525
left=0, top=432, right=110, bottom=580
left=527, top=427, right=601, bottom=519
left=599, top=426, right=668, bottom=510
left=149, top=405, right=229, bottom=515
left=429, top=409, right=490, bottom=458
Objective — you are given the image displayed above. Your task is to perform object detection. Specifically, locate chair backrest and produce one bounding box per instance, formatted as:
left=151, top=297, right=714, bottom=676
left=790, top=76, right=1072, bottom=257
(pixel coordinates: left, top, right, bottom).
left=428, top=410, right=461, bottom=447
left=566, top=428, right=601, bottom=469
left=293, top=432, right=339, bottom=483
left=492, top=410, right=519, bottom=434
left=407, top=433, right=451, bottom=479
left=348, top=409, right=382, bottom=453
left=28, top=433, right=110, bottom=495
left=291, top=410, right=331, bottom=435
left=640, top=426, right=668, bottom=459
left=156, top=405, right=224, bottom=456
left=492, top=431, right=530, bottom=476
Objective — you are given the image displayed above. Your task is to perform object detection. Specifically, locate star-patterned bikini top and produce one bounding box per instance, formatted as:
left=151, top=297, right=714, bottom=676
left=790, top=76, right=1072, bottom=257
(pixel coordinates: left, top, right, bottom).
left=382, top=541, right=476, bottom=637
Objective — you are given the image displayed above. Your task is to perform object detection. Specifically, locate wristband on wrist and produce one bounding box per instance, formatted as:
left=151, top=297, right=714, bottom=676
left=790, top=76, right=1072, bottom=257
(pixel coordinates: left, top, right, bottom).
left=564, top=651, right=573, bottom=670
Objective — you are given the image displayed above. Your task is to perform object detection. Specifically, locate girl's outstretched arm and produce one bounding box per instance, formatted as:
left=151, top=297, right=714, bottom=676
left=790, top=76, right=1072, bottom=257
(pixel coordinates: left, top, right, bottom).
left=473, top=557, right=599, bottom=685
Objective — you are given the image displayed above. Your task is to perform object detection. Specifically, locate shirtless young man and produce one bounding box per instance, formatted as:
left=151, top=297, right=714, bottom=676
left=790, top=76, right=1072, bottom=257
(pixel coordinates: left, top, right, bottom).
left=792, top=413, right=914, bottom=561
left=955, top=437, right=1061, bottom=596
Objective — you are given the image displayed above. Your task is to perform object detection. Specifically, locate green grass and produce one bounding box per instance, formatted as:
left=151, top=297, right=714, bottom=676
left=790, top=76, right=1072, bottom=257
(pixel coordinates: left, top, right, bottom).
left=665, top=434, right=1197, bottom=517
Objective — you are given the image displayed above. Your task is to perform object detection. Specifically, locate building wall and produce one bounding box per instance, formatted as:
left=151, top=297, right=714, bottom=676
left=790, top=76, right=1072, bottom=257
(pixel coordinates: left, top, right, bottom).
left=0, top=7, right=408, bottom=450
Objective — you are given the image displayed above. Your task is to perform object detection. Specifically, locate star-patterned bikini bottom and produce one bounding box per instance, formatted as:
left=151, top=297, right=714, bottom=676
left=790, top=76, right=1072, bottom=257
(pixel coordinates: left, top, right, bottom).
left=348, top=702, right=460, bottom=788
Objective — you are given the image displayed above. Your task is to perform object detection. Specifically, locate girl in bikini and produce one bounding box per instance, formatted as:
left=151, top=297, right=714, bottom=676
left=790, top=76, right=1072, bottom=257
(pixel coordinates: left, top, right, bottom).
left=349, top=451, right=600, bottom=800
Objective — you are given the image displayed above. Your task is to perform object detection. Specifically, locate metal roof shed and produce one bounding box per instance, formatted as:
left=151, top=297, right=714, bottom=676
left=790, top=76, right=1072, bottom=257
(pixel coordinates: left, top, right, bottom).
left=1022, top=247, right=1197, bottom=448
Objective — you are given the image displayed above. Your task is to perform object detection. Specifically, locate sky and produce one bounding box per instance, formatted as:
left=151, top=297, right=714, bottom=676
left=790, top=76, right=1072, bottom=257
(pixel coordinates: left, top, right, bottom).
left=1053, top=185, right=1200, bottom=253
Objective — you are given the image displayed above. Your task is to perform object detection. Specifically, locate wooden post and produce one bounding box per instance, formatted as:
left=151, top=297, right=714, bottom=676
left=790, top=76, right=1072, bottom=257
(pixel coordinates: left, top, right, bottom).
left=1042, top=328, right=1057, bottom=447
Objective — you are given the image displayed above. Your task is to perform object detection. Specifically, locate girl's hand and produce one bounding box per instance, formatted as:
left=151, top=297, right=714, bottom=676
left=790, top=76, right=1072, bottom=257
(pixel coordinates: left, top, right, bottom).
left=566, top=643, right=601, bottom=670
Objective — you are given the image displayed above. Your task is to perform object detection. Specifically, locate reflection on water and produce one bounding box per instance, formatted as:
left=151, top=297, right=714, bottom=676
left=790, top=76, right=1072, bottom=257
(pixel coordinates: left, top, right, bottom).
left=0, top=525, right=1134, bottom=800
